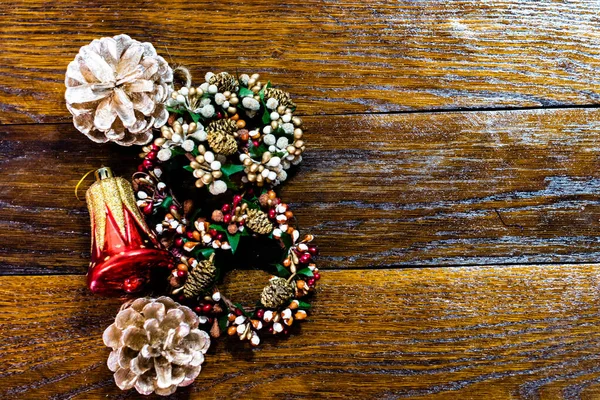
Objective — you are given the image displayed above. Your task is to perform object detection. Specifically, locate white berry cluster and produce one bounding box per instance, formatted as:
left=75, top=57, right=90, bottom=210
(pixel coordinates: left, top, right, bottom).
left=140, top=70, right=306, bottom=194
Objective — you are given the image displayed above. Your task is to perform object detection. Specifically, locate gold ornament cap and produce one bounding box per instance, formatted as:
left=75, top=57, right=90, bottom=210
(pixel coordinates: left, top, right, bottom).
left=95, top=167, right=114, bottom=181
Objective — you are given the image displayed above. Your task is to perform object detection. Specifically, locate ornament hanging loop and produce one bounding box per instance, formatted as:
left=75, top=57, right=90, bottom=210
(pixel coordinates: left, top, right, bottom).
left=74, top=169, right=99, bottom=201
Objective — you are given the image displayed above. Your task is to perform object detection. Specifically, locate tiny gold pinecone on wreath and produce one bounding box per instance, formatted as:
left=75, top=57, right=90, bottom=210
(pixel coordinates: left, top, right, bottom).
left=208, top=72, right=239, bottom=93
left=206, top=119, right=238, bottom=155
left=246, top=209, right=274, bottom=235
left=183, top=255, right=217, bottom=298
left=264, top=88, right=296, bottom=110
left=261, top=277, right=295, bottom=308
left=103, top=297, right=210, bottom=396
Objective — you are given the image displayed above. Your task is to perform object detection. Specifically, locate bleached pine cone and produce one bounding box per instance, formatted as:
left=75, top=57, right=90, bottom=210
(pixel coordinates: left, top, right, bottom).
left=103, top=297, right=210, bottom=396
left=65, top=34, right=173, bottom=146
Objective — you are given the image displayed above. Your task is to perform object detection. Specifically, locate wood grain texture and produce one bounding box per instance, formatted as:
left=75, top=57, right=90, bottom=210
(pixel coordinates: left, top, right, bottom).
left=2, top=266, right=600, bottom=399
left=3, top=108, right=600, bottom=273
left=3, top=1, right=600, bottom=123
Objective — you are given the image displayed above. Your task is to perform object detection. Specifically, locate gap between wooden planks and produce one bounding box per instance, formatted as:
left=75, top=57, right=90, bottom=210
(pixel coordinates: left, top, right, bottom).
left=2, top=107, right=600, bottom=273
left=2, top=1, right=600, bottom=123
left=1, top=265, right=600, bottom=399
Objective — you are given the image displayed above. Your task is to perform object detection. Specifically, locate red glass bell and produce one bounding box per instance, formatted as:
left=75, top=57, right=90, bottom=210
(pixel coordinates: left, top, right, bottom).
left=85, top=167, right=171, bottom=296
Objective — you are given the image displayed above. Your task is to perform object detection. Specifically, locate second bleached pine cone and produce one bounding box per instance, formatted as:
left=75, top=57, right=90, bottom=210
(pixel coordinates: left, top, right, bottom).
left=103, top=297, right=210, bottom=396
left=246, top=209, right=273, bottom=235
left=206, top=119, right=238, bottom=155
left=183, top=256, right=217, bottom=298
left=260, top=277, right=295, bottom=308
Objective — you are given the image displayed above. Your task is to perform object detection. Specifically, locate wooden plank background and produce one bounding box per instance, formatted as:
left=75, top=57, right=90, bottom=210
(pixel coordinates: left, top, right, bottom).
left=2, top=0, right=600, bottom=399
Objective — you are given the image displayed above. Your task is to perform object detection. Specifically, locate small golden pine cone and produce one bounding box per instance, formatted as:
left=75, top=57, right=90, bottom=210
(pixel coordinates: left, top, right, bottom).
left=206, top=119, right=238, bottom=155
left=206, top=119, right=237, bottom=135
left=102, top=297, right=210, bottom=396
left=183, top=257, right=217, bottom=298
left=260, top=277, right=295, bottom=309
left=208, top=72, right=239, bottom=93
left=207, top=131, right=238, bottom=155
left=264, top=88, right=296, bottom=110
left=246, top=209, right=273, bottom=235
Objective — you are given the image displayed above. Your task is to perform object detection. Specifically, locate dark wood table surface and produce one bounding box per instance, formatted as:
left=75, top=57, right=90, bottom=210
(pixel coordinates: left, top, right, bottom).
left=3, top=1, right=600, bottom=399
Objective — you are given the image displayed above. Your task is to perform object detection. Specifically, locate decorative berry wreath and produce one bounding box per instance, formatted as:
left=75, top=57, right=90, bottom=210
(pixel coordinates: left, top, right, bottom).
left=66, top=34, right=322, bottom=396
left=132, top=170, right=320, bottom=346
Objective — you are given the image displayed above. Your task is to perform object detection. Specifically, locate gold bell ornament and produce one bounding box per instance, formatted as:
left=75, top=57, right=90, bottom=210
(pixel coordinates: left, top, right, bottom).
left=85, top=167, right=172, bottom=295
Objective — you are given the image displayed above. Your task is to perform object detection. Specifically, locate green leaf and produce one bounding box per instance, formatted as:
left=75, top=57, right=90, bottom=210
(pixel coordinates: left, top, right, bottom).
left=280, top=232, right=293, bottom=252
left=239, top=87, right=254, bottom=97
left=171, top=147, right=186, bottom=156
left=297, top=267, right=314, bottom=277
left=233, top=303, right=251, bottom=317
left=166, top=106, right=183, bottom=114
left=209, top=224, right=227, bottom=232
left=297, top=301, right=311, bottom=310
left=262, top=108, right=271, bottom=125
left=189, top=207, right=203, bottom=222
left=219, top=174, right=239, bottom=191
left=192, top=247, right=215, bottom=260
left=275, top=264, right=291, bottom=278
left=220, top=163, right=245, bottom=177
left=226, top=231, right=241, bottom=254
left=158, top=196, right=173, bottom=210
left=242, top=198, right=260, bottom=210
left=189, top=111, right=201, bottom=123
left=183, top=165, right=194, bottom=172
left=218, top=315, right=229, bottom=332
left=249, top=142, right=268, bottom=159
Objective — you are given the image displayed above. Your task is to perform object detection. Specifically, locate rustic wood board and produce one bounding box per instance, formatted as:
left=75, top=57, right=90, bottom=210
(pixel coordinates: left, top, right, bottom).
left=3, top=1, right=600, bottom=123
left=3, top=1, right=600, bottom=399
left=2, top=266, right=600, bottom=399
left=3, top=108, right=600, bottom=274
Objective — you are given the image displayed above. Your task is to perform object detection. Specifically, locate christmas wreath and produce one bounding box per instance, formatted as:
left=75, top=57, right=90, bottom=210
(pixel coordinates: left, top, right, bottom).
left=66, top=34, right=321, bottom=396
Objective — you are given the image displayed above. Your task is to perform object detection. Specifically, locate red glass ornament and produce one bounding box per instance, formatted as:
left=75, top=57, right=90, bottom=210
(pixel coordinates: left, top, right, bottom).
left=86, top=167, right=171, bottom=296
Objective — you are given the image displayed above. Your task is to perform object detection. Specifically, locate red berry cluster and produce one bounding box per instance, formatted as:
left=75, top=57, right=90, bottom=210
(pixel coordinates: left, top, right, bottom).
left=138, top=144, right=161, bottom=172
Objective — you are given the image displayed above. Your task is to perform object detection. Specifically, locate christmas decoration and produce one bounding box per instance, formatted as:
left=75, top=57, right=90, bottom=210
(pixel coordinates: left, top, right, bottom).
left=138, top=176, right=321, bottom=347
left=66, top=34, right=322, bottom=396
left=181, top=253, right=217, bottom=299
left=260, top=277, right=295, bottom=309
left=86, top=167, right=172, bottom=295
left=103, top=297, right=210, bottom=396
left=65, top=34, right=173, bottom=145
left=138, top=71, right=306, bottom=195
left=245, top=208, right=274, bottom=235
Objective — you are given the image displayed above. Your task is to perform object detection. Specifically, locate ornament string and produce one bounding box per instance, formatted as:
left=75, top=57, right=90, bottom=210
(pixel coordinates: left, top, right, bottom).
left=74, top=169, right=98, bottom=201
